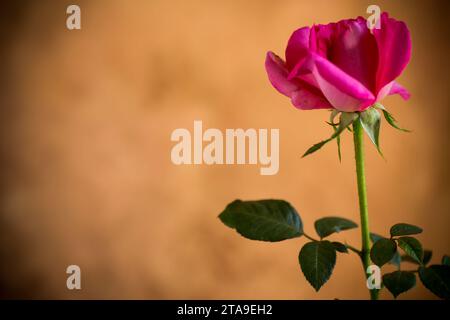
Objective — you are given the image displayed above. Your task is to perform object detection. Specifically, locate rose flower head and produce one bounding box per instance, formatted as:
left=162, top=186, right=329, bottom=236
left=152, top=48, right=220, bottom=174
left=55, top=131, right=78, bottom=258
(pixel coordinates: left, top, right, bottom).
left=265, top=12, right=411, bottom=112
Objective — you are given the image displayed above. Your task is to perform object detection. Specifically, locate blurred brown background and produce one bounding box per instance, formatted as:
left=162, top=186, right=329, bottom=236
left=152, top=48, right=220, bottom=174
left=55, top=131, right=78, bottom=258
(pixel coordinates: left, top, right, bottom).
left=0, top=0, right=449, bottom=299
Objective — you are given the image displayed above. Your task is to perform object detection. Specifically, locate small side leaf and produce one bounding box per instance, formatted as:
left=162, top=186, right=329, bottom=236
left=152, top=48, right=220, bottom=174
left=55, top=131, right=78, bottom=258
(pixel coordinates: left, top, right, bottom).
left=390, top=251, right=402, bottom=268
left=423, top=250, right=433, bottom=265
left=442, top=255, right=450, bottom=266
left=402, top=250, right=432, bottom=266
left=299, top=241, right=337, bottom=291
left=370, top=238, right=397, bottom=267
left=397, top=237, right=423, bottom=265
left=419, top=265, right=450, bottom=299
left=390, top=223, right=423, bottom=237
left=332, top=241, right=349, bottom=253
left=314, top=216, right=358, bottom=238
left=219, top=199, right=303, bottom=242
left=370, top=233, right=400, bottom=267
left=370, top=233, right=384, bottom=243
left=383, top=271, right=416, bottom=298
left=359, top=107, right=382, bottom=155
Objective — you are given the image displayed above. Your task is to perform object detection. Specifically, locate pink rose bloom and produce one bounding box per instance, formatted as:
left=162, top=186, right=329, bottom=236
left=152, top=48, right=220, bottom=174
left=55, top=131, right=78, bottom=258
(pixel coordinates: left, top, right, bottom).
left=265, top=13, right=411, bottom=112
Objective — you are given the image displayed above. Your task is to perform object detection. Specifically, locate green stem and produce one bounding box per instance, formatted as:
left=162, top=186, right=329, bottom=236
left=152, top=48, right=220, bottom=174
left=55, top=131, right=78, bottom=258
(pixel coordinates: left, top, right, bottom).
left=353, top=119, right=379, bottom=300
left=303, top=233, right=318, bottom=242
left=345, top=244, right=362, bottom=255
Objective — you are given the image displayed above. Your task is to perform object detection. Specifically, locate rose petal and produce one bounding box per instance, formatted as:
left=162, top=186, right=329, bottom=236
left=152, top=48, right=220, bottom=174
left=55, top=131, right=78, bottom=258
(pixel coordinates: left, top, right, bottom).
left=389, top=82, right=410, bottom=100
left=290, top=80, right=332, bottom=110
left=374, top=12, right=412, bottom=92
left=285, top=27, right=310, bottom=70
left=307, top=53, right=375, bottom=112
left=377, top=81, right=410, bottom=101
left=330, top=17, right=378, bottom=94
left=309, top=23, right=334, bottom=58
left=265, top=52, right=332, bottom=110
left=265, top=51, right=299, bottom=96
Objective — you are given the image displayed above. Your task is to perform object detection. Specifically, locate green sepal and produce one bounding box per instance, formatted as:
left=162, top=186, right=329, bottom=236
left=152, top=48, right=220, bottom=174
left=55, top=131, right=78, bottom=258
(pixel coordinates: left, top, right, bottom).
left=375, top=103, right=411, bottom=132
left=359, top=107, right=383, bottom=156
left=302, top=112, right=357, bottom=158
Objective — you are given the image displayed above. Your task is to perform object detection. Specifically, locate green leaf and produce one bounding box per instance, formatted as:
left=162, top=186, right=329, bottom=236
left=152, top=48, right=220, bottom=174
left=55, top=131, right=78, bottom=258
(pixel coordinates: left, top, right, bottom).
left=314, top=216, right=358, bottom=238
left=359, top=107, right=382, bottom=155
left=370, top=238, right=397, bottom=267
left=219, top=199, right=303, bottom=242
left=419, top=265, right=450, bottom=299
left=442, top=255, right=450, bottom=266
left=332, top=241, right=348, bottom=253
left=370, top=233, right=398, bottom=265
left=402, top=250, right=432, bottom=266
left=390, top=223, right=423, bottom=237
left=370, top=233, right=384, bottom=243
left=423, top=250, right=433, bottom=265
left=370, top=233, right=400, bottom=267
left=299, top=241, right=337, bottom=291
left=302, top=112, right=357, bottom=158
left=390, top=251, right=402, bottom=268
left=397, top=237, right=423, bottom=264
left=383, top=271, right=416, bottom=298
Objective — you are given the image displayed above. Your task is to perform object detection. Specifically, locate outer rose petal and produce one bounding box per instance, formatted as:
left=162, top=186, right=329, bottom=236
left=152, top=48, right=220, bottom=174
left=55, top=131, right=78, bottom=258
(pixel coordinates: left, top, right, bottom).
left=265, top=51, right=299, bottom=96
left=306, top=53, right=375, bottom=112
left=285, top=27, right=310, bottom=70
left=374, top=12, right=412, bottom=92
left=265, top=52, right=331, bottom=110
left=377, top=81, right=410, bottom=101
left=388, top=82, right=410, bottom=100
